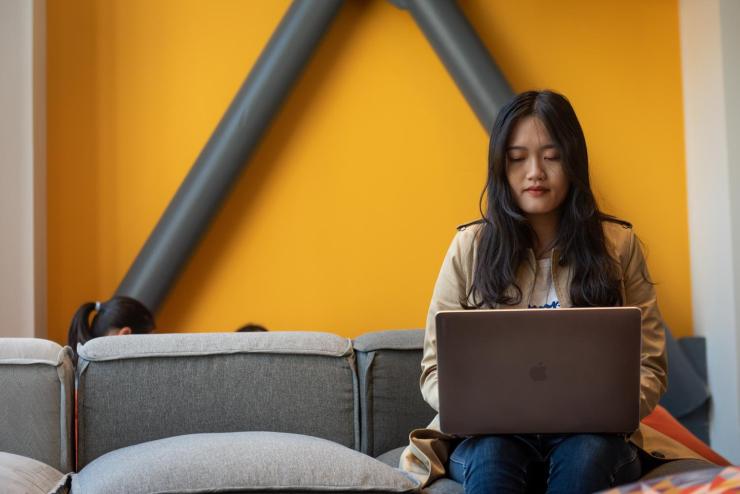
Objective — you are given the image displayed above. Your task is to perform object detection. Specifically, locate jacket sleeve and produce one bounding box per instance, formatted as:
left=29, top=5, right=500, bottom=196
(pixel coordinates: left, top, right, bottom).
left=420, top=230, right=473, bottom=411
left=622, top=231, right=668, bottom=420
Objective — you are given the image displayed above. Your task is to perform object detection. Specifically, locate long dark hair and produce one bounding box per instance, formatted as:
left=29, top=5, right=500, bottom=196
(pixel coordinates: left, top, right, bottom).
left=67, top=296, right=155, bottom=360
left=469, top=90, right=627, bottom=308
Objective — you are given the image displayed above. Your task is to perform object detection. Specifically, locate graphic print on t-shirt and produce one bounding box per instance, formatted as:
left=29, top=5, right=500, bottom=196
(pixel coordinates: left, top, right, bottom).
left=528, top=256, right=561, bottom=309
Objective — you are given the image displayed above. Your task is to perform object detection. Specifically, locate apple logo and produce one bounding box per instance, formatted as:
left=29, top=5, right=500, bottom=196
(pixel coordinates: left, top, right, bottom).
left=529, top=362, right=547, bottom=382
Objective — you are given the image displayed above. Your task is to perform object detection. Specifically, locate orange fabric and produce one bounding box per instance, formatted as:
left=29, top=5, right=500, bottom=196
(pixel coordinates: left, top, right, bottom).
left=642, top=405, right=730, bottom=466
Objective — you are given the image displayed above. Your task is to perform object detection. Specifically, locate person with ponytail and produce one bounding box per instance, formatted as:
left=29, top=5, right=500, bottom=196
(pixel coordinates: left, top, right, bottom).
left=400, top=90, right=711, bottom=492
left=67, top=295, right=156, bottom=362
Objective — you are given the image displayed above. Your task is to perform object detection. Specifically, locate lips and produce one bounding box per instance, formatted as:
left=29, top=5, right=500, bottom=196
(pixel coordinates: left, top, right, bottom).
left=524, top=187, right=548, bottom=196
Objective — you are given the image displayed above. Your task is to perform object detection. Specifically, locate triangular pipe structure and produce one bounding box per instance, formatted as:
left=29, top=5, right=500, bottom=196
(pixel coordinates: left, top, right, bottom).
left=116, top=0, right=513, bottom=313
left=115, top=0, right=344, bottom=309
left=391, top=0, right=513, bottom=131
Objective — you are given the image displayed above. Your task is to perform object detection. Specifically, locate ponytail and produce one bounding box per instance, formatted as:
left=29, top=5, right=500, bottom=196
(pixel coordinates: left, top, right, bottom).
left=67, top=302, right=97, bottom=362
left=66, top=296, right=155, bottom=363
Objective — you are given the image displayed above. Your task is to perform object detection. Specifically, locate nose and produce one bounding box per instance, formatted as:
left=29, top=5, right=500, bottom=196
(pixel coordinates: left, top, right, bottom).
left=525, top=156, right=546, bottom=181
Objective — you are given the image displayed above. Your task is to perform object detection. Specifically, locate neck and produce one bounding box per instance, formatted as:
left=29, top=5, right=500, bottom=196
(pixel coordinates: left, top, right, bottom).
left=528, top=211, right=560, bottom=258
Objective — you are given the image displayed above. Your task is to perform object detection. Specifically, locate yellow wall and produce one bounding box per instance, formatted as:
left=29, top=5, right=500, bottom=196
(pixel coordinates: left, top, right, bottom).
left=47, top=0, right=691, bottom=343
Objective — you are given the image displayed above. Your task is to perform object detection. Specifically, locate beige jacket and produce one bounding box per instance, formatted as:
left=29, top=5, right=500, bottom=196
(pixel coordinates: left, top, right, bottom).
left=400, top=220, right=712, bottom=487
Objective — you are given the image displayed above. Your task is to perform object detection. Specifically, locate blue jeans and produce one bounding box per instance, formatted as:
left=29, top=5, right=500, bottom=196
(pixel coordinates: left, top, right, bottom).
left=448, top=434, right=641, bottom=494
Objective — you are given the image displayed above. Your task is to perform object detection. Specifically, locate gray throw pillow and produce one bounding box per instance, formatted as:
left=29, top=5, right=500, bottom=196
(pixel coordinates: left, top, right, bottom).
left=72, top=431, right=420, bottom=493
left=0, top=451, right=68, bottom=494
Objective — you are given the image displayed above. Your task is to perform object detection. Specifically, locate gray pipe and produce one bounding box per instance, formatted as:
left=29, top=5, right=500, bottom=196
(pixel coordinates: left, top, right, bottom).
left=391, top=0, right=513, bottom=132
left=116, top=0, right=344, bottom=311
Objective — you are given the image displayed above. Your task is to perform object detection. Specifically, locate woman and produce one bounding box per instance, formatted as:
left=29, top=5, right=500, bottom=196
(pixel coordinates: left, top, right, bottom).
left=400, top=90, right=709, bottom=492
left=67, top=295, right=156, bottom=362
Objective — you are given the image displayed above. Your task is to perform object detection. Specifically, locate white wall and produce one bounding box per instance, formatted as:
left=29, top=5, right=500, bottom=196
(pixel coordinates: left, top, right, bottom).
left=720, top=0, right=740, bottom=463
left=0, top=0, right=46, bottom=338
left=680, top=0, right=740, bottom=463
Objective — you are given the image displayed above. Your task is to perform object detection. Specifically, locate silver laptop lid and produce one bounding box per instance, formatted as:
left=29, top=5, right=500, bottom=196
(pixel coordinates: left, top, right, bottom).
left=436, top=307, right=641, bottom=435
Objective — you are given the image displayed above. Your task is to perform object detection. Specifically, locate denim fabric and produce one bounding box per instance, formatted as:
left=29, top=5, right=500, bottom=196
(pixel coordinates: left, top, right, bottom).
left=448, top=434, right=640, bottom=494
left=424, top=478, right=465, bottom=494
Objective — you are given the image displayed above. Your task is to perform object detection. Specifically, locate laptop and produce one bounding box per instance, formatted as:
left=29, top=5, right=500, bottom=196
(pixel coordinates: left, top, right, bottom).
left=436, top=307, right=641, bottom=435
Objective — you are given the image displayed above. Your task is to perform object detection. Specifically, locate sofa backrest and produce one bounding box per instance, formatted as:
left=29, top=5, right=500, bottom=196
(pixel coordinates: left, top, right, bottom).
left=0, top=338, right=74, bottom=472
left=76, top=332, right=358, bottom=468
left=353, top=330, right=435, bottom=457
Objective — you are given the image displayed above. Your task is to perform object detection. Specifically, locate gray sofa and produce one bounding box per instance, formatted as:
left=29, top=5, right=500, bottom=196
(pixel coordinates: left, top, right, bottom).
left=0, top=329, right=715, bottom=494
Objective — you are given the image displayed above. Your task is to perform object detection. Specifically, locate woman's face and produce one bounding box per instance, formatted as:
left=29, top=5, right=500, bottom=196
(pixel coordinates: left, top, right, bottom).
left=505, top=116, right=570, bottom=219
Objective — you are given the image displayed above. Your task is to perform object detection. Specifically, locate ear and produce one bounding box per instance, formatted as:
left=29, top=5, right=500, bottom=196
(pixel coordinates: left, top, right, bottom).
left=117, top=326, right=132, bottom=336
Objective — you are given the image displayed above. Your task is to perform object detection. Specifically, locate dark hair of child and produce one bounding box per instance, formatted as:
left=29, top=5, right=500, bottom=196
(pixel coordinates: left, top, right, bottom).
left=236, top=324, right=268, bottom=333
left=67, top=296, right=155, bottom=361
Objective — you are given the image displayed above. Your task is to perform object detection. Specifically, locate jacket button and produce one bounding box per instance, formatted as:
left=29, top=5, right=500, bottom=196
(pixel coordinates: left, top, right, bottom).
left=651, top=451, right=665, bottom=459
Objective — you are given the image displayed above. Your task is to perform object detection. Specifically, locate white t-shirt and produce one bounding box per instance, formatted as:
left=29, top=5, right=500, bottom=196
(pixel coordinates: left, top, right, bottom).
left=528, top=256, right=561, bottom=309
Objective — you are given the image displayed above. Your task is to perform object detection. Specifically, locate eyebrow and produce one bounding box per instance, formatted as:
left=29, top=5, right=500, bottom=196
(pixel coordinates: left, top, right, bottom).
left=507, top=144, right=558, bottom=151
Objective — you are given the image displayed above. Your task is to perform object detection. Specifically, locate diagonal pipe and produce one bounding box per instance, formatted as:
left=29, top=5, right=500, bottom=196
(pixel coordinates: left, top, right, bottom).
left=390, top=0, right=514, bottom=132
left=116, top=0, right=344, bottom=311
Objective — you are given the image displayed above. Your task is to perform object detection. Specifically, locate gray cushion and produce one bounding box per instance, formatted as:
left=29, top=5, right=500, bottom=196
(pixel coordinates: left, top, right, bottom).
left=77, top=331, right=352, bottom=360
left=354, top=330, right=426, bottom=352
left=0, top=451, right=68, bottom=494
left=659, top=331, right=712, bottom=443
left=72, top=431, right=420, bottom=493
left=659, top=328, right=709, bottom=419
left=354, top=330, right=435, bottom=457
left=76, top=332, right=359, bottom=468
left=0, top=338, right=74, bottom=472
left=376, top=446, right=404, bottom=468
